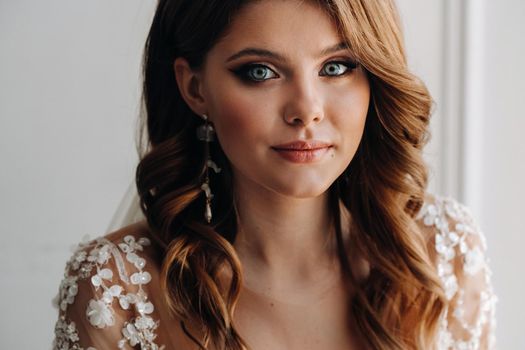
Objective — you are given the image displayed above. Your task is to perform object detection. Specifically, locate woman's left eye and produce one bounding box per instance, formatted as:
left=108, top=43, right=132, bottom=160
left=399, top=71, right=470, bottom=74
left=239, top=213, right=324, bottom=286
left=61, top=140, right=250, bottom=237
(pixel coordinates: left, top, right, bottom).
left=320, top=61, right=358, bottom=77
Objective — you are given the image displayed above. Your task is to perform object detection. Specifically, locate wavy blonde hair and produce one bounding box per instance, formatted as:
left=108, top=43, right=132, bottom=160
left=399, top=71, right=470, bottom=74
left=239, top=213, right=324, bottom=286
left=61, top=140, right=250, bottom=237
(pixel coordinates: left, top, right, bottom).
left=136, top=0, right=446, bottom=348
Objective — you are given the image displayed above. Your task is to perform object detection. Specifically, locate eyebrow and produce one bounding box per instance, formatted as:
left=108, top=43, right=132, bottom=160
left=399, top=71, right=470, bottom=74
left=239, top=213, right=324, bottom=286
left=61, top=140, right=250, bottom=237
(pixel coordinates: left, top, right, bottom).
left=225, top=42, right=351, bottom=63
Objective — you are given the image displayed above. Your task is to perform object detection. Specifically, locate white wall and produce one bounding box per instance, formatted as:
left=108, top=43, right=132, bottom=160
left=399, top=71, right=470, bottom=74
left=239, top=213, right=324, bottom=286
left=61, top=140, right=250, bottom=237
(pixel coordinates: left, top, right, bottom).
left=0, top=1, right=155, bottom=347
left=398, top=0, right=525, bottom=348
left=0, top=0, right=523, bottom=348
left=477, top=1, right=525, bottom=348
left=395, top=0, right=444, bottom=196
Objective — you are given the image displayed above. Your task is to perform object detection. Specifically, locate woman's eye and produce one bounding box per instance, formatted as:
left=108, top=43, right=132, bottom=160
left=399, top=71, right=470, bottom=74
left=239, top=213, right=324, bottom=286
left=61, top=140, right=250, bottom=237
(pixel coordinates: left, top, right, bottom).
left=320, top=61, right=358, bottom=77
left=233, top=64, right=278, bottom=82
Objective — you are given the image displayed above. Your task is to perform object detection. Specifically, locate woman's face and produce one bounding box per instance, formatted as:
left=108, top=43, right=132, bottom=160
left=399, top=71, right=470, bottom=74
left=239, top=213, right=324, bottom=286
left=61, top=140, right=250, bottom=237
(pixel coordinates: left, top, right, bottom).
left=199, top=0, right=370, bottom=198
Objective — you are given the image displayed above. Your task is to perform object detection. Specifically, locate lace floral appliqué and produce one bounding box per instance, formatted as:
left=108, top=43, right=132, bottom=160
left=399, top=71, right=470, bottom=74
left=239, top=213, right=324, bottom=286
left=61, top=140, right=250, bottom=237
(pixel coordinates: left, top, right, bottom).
left=52, top=234, right=165, bottom=350
left=416, top=196, right=498, bottom=350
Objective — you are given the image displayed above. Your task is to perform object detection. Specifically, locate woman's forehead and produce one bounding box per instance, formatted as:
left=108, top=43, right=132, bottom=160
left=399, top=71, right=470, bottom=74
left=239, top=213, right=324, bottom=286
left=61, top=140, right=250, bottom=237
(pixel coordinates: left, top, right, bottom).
left=209, top=0, right=345, bottom=62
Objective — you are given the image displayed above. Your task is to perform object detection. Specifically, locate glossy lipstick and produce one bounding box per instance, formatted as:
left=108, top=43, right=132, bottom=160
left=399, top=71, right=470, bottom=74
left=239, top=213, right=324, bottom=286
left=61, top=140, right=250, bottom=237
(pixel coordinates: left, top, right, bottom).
left=271, top=140, right=332, bottom=163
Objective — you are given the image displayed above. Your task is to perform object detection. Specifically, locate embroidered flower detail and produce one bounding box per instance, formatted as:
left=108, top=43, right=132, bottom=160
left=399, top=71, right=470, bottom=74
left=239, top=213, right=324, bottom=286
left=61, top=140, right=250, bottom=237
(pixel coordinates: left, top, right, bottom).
left=442, top=272, right=459, bottom=300
left=54, top=317, right=80, bottom=344
left=120, top=316, right=164, bottom=350
left=87, top=244, right=112, bottom=265
left=54, top=317, right=99, bottom=349
left=57, top=275, right=79, bottom=311
left=436, top=233, right=456, bottom=261
left=131, top=271, right=152, bottom=285
left=118, top=292, right=136, bottom=310
left=438, top=327, right=454, bottom=350
left=91, top=268, right=113, bottom=288
left=101, top=284, right=123, bottom=304
left=121, top=323, right=141, bottom=347
left=422, top=203, right=438, bottom=226
left=464, top=246, right=485, bottom=275
left=126, top=251, right=147, bottom=270
left=71, top=250, right=88, bottom=270
left=135, top=315, right=156, bottom=330
left=119, top=235, right=150, bottom=254
left=86, top=299, right=115, bottom=328
left=136, top=301, right=154, bottom=315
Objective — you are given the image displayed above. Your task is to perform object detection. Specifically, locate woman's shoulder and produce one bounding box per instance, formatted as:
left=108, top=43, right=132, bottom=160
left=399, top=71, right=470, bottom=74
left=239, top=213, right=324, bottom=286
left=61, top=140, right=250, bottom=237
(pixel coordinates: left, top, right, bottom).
left=52, top=221, right=166, bottom=350
left=57, top=220, right=159, bottom=304
left=417, top=193, right=483, bottom=234
left=415, top=193, right=498, bottom=349
left=415, top=193, right=491, bottom=280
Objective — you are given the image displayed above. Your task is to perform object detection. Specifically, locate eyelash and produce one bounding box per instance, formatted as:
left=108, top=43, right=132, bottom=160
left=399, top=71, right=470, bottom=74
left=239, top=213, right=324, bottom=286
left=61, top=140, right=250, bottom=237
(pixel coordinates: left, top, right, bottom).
left=231, top=60, right=359, bottom=83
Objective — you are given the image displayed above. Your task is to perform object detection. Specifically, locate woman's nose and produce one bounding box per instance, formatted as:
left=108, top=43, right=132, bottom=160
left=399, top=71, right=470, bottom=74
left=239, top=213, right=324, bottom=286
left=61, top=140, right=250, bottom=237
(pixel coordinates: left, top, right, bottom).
left=283, top=78, right=324, bottom=126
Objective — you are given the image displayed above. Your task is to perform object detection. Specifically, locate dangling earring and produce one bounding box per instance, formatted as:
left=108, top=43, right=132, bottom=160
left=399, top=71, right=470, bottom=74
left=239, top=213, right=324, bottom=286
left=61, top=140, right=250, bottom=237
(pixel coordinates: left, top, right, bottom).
left=196, top=114, right=221, bottom=223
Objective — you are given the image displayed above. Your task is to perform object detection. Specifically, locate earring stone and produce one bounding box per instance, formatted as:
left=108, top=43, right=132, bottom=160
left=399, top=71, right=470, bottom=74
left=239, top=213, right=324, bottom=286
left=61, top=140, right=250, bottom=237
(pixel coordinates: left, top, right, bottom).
left=197, top=114, right=221, bottom=223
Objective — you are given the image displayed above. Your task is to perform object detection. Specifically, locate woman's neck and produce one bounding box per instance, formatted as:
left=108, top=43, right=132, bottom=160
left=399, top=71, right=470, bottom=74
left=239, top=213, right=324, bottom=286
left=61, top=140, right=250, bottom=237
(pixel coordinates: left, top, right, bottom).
left=232, top=176, right=338, bottom=292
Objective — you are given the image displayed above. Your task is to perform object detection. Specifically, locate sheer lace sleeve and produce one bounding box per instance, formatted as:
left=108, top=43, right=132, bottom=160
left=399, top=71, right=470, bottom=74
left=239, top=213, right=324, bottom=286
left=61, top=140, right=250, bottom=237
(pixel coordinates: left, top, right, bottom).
left=417, top=196, right=498, bottom=350
left=52, top=234, right=165, bottom=350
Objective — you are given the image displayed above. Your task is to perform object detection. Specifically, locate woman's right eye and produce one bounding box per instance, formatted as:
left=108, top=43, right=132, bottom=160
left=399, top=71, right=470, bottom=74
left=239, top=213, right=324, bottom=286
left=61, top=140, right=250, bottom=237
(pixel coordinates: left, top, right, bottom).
left=232, top=64, right=278, bottom=82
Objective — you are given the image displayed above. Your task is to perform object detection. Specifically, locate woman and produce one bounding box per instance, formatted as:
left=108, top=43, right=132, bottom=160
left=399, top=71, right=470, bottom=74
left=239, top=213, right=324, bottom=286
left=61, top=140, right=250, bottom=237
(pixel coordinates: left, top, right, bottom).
left=52, top=0, right=497, bottom=349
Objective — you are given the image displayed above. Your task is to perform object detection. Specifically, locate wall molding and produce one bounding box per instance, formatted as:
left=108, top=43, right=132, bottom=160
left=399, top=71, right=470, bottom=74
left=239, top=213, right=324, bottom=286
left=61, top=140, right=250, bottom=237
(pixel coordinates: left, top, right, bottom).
left=462, top=0, right=486, bottom=214
left=440, top=0, right=467, bottom=200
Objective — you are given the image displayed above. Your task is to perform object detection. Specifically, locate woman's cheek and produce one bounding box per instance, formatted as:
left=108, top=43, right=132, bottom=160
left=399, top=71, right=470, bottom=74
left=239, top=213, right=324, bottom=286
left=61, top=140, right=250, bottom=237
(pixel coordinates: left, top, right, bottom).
left=213, top=83, right=276, bottom=131
left=340, top=77, right=370, bottom=122
left=212, top=94, right=269, bottom=161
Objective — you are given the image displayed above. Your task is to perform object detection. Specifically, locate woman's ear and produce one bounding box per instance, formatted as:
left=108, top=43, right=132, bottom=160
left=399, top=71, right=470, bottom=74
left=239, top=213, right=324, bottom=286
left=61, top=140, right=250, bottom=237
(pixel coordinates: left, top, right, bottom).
left=173, top=57, right=207, bottom=115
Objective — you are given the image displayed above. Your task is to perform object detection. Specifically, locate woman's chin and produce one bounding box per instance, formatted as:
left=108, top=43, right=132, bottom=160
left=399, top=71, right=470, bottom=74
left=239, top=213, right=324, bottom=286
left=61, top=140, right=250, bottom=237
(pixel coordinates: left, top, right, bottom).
left=232, top=166, right=340, bottom=199
left=267, top=179, right=333, bottom=199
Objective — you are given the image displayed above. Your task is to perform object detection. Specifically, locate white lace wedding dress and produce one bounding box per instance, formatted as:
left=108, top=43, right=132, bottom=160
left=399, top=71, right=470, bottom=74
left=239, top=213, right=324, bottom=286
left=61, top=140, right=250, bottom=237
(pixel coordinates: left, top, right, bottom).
left=52, top=194, right=497, bottom=349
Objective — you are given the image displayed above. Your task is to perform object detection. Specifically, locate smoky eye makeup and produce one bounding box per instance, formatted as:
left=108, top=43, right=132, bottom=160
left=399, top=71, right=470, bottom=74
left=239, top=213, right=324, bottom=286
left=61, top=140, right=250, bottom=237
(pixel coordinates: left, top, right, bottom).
left=230, top=63, right=280, bottom=83
left=319, top=59, right=359, bottom=77
left=229, top=58, right=359, bottom=83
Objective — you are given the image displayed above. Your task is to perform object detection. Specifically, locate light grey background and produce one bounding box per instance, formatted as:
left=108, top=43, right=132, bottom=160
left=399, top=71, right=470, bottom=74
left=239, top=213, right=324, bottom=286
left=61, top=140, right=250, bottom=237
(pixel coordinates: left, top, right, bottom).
left=0, top=0, right=523, bottom=348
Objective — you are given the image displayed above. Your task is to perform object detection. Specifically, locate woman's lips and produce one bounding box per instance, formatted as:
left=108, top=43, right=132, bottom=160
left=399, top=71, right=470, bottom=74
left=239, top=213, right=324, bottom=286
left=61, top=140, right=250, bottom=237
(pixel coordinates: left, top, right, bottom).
left=271, top=140, right=333, bottom=163
left=272, top=140, right=332, bottom=149
left=273, top=147, right=331, bottom=163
